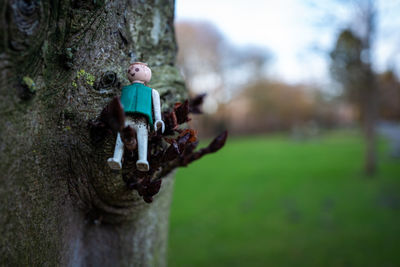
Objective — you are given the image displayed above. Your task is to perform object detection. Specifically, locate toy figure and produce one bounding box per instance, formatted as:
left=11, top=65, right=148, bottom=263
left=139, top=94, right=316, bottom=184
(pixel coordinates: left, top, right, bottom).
left=107, top=62, right=165, bottom=172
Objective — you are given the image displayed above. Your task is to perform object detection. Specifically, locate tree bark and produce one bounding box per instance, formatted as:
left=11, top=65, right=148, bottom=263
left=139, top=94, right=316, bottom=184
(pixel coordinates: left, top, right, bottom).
left=0, top=0, right=185, bottom=266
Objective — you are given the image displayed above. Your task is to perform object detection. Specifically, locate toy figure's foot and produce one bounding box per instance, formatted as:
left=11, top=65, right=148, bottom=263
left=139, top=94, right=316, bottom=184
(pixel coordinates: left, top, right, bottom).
left=107, top=158, right=122, bottom=170
left=136, top=160, right=149, bottom=172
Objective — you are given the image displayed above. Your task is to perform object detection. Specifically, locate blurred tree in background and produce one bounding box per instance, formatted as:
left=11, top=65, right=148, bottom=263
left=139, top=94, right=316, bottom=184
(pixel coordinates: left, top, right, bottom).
left=175, top=21, right=270, bottom=113
left=330, top=30, right=364, bottom=104
left=330, top=0, right=378, bottom=175
left=224, top=81, right=315, bottom=133
left=176, top=21, right=227, bottom=109
left=378, top=70, right=400, bottom=121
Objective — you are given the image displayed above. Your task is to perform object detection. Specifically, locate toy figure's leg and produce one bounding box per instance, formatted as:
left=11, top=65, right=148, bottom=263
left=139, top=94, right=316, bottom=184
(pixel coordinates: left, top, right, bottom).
left=107, top=133, right=124, bottom=170
left=135, top=122, right=149, bottom=172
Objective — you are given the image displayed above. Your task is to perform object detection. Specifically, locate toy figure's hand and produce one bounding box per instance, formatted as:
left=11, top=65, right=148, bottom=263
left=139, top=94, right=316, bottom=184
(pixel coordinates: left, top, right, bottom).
left=154, top=120, right=165, bottom=133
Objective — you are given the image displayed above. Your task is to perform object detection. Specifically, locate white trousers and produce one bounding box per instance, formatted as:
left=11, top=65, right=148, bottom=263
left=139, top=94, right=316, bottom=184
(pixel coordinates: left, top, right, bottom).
left=108, top=116, right=149, bottom=171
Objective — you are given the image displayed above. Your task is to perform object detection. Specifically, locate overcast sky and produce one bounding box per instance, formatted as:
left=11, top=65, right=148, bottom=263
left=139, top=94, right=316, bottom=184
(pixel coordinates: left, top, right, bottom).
left=175, top=0, right=400, bottom=85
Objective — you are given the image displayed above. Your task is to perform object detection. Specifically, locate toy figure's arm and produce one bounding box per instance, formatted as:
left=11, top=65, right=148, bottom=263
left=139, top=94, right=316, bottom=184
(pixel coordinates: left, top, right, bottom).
left=152, top=89, right=165, bottom=133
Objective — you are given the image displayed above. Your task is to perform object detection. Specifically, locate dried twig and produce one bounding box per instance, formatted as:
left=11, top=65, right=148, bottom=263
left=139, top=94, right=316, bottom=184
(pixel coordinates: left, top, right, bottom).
left=90, top=94, right=228, bottom=203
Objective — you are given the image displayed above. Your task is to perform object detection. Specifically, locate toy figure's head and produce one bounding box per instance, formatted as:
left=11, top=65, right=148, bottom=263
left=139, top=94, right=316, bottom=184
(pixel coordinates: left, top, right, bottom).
left=127, top=62, right=152, bottom=83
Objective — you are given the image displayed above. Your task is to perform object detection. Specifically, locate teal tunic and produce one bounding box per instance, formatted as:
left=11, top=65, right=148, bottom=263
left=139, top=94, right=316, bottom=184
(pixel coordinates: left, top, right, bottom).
left=120, top=83, right=153, bottom=127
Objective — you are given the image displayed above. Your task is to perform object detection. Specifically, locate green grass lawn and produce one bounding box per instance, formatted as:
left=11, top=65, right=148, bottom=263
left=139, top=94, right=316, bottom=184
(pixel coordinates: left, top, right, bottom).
left=167, top=131, right=400, bottom=267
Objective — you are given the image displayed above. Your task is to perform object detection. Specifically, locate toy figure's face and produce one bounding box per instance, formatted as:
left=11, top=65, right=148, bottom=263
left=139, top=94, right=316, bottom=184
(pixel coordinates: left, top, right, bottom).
left=127, top=63, right=152, bottom=83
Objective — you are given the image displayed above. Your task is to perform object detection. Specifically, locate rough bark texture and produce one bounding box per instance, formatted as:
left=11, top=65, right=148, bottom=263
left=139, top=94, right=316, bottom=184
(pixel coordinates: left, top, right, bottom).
left=0, top=0, right=185, bottom=266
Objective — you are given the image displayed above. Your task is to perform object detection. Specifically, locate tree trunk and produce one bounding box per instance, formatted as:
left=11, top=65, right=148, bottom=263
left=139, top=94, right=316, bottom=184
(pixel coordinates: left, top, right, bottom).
left=361, top=0, right=378, bottom=176
left=362, top=68, right=378, bottom=176
left=0, top=0, right=185, bottom=266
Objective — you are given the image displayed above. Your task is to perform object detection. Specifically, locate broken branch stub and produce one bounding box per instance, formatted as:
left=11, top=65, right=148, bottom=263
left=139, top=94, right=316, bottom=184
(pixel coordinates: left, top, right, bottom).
left=90, top=94, right=228, bottom=203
